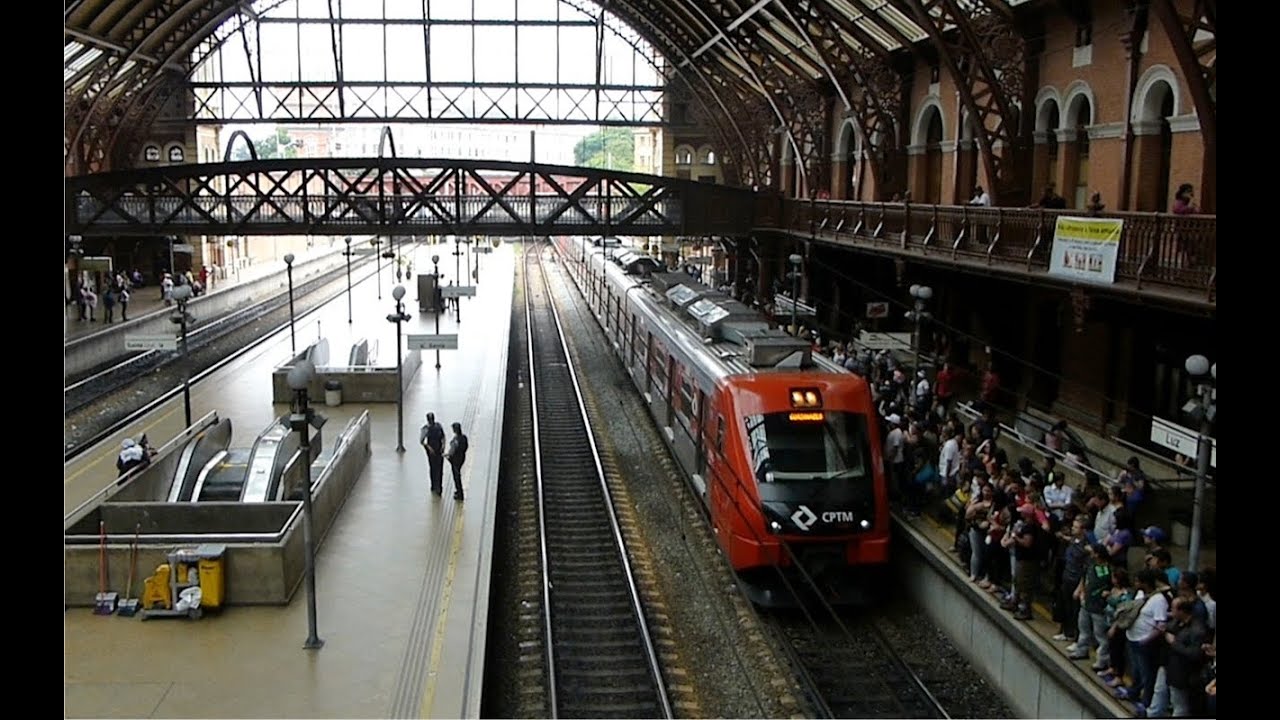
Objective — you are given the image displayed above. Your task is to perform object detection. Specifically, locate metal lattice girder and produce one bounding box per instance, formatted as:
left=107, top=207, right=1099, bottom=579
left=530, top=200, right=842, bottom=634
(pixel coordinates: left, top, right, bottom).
left=64, top=158, right=757, bottom=238
left=604, top=0, right=759, bottom=181
left=68, top=0, right=242, bottom=173
left=896, top=0, right=1029, bottom=204
left=796, top=1, right=906, bottom=172
left=678, top=0, right=826, bottom=189
left=186, top=82, right=667, bottom=126
left=1151, top=0, right=1215, bottom=211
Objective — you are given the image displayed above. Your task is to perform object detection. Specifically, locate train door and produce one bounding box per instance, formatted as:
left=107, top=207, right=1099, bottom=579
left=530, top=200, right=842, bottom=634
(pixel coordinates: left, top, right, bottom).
left=709, top=412, right=730, bottom=530
left=665, top=356, right=676, bottom=429
left=694, top=388, right=707, bottom=478
left=643, top=332, right=653, bottom=397
left=628, top=314, right=637, bottom=369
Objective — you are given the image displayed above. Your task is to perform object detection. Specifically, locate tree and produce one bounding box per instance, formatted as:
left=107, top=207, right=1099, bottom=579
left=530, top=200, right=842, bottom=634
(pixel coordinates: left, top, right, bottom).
left=229, top=127, right=298, bottom=161
left=573, top=128, right=635, bottom=172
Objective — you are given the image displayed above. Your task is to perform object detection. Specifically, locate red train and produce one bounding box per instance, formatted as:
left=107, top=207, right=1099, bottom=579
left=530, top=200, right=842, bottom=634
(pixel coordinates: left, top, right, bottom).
left=551, top=237, right=890, bottom=606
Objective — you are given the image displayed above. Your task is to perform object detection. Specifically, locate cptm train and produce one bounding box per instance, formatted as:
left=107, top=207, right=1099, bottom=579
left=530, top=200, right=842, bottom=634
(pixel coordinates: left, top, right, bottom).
left=551, top=237, right=890, bottom=606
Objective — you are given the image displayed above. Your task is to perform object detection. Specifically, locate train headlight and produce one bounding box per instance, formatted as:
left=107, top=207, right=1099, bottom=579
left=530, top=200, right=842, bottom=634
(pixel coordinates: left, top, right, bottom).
left=769, top=521, right=782, bottom=533
left=789, top=387, right=823, bottom=409
left=860, top=519, right=871, bottom=530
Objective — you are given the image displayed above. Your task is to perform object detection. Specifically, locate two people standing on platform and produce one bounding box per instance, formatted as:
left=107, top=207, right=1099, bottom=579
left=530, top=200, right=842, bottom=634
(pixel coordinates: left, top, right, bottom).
left=420, top=413, right=468, bottom=501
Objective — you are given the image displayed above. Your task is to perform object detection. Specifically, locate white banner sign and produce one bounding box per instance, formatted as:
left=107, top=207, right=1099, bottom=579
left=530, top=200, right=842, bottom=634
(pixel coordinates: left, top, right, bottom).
left=1048, top=216, right=1123, bottom=284
left=1151, top=417, right=1216, bottom=468
left=407, top=334, right=458, bottom=350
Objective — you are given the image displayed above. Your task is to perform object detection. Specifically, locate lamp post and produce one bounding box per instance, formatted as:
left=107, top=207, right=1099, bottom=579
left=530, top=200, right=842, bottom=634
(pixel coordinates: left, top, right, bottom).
left=343, top=237, right=353, bottom=323
left=170, top=283, right=195, bottom=427
left=907, top=284, right=934, bottom=374
left=431, top=255, right=441, bottom=370
left=168, top=235, right=177, bottom=279
left=787, top=253, right=803, bottom=335
left=283, top=253, right=296, bottom=354
left=386, top=286, right=411, bottom=452
left=1183, top=354, right=1216, bottom=572
left=452, top=237, right=463, bottom=323
left=465, top=236, right=473, bottom=284
left=286, top=358, right=325, bottom=650
left=371, top=238, right=382, bottom=300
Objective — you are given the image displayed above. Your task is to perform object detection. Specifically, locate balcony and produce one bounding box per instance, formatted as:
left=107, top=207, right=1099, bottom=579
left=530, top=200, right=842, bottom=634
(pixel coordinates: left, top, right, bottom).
left=754, top=197, right=1216, bottom=312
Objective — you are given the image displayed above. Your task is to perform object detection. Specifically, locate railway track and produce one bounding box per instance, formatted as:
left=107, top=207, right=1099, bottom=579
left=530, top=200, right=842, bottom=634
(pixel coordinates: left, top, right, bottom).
left=771, top=609, right=950, bottom=719
left=523, top=242, right=672, bottom=719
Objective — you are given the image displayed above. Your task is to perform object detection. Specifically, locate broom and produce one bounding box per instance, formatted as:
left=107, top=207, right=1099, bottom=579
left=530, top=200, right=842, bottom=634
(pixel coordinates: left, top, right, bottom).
left=93, top=520, right=118, bottom=615
left=117, top=523, right=141, bottom=617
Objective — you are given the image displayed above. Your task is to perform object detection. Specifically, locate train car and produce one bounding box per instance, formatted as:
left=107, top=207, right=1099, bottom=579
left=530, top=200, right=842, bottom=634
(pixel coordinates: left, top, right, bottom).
left=550, top=237, right=890, bottom=606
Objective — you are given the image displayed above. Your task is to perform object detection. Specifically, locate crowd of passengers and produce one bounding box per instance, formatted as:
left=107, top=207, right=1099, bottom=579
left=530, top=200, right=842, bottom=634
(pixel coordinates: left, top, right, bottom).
left=806, top=335, right=1217, bottom=719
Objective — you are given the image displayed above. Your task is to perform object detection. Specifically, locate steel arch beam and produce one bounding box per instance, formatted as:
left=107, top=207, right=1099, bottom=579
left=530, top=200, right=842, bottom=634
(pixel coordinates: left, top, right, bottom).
left=895, top=0, right=1031, bottom=205
left=786, top=0, right=907, bottom=197
left=1151, top=0, right=1216, bottom=212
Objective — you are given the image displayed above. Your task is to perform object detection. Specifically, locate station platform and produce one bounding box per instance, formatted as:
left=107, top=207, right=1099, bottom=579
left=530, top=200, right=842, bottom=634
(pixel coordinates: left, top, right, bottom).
left=63, top=248, right=339, bottom=344
left=64, top=240, right=513, bottom=719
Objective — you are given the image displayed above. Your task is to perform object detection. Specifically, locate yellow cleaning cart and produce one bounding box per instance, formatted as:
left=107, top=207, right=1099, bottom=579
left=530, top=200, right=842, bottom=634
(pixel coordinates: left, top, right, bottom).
left=140, top=544, right=226, bottom=620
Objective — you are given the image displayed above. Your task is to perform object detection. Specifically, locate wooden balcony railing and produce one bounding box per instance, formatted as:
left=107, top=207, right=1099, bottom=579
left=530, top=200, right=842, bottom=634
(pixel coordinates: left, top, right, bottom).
left=755, top=197, right=1216, bottom=304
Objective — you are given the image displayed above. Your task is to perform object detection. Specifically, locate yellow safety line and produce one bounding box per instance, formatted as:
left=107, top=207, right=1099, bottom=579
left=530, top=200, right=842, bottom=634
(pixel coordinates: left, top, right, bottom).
left=420, top=505, right=467, bottom=719
left=64, top=401, right=183, bottom=484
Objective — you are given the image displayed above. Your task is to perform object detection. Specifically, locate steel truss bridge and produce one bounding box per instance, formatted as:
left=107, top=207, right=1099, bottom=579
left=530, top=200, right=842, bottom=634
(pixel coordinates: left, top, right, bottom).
left=65, top=158, right=754, bottom=237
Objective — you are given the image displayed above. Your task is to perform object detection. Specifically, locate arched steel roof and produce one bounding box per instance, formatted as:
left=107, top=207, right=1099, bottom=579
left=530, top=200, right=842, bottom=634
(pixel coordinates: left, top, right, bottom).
left=65, top=0, right=1027, bottom=138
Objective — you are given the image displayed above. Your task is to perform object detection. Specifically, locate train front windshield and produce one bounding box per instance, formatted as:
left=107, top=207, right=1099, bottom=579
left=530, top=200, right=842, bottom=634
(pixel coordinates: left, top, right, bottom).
left=745, top=411, right=871, bottom=485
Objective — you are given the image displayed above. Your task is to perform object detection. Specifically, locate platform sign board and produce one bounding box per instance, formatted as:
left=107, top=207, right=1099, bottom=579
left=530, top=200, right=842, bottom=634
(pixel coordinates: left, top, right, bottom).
left=1048, top=216, right=1122, bottom=284
left=1151, top=416, right=1216, bottom=468
left=441, top=285, right=477, bottom=298
left=773, top=294, right=816, bottom=317
left=865, top=302, right=889, bottom=319
left=475, top=245, right=493, bottom=254
left=171, top=243, right=195, bottom=254
left=125, top=335, right=178, bottom=351
left=407, top=334, right=459, bottom=350
left=857, top=331, right=913, bottom=352
left=79, top=256, right=114, bottom=272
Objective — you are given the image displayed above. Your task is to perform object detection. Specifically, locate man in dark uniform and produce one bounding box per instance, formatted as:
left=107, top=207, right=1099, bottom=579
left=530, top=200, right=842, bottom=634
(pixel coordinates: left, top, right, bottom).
left=446, top=422, right=469, bottom=501
left=419, top=412, right=446, bottom=496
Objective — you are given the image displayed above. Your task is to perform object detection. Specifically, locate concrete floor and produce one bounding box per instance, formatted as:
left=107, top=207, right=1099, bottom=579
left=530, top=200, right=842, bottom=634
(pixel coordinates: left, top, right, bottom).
left=65, top=242, right=514, bottom=719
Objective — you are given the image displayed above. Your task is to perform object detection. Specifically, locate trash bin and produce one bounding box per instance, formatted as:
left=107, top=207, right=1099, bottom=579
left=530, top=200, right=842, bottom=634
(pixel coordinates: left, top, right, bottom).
left=194, top=544, right=227, bottom=609
left=324, top=379, right=343, bottom=407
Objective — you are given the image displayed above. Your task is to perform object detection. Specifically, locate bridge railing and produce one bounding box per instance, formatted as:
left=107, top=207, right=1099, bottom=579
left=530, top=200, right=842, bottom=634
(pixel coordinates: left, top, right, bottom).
left=66, top=159, right=759, bottom=236
left=73, top=193, right=692, bottom=229
left=755, top=197, right=1216, bottom=301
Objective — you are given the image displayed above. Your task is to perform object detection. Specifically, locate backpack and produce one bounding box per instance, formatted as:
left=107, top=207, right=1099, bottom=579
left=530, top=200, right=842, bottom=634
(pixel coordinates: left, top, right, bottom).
left=1114, top=589, right=1171, bottom=630
left=1112, top=596, right=1144, bottom=630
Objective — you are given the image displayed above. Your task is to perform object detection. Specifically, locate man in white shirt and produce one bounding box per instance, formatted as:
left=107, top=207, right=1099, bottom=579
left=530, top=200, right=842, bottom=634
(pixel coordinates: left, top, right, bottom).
left=938, top=427, right=960, bottom=489
left=913, top=370, right=931, bottom=412
left=1092, top=486, right=1120, bottom=541
left=1121, top=569, right=1169, bottom=715
left=969, top=186, right=992, bottom=207
left=1043, top=472, right=1075, bottom=522
left=884, top=414, right=906, bottom=501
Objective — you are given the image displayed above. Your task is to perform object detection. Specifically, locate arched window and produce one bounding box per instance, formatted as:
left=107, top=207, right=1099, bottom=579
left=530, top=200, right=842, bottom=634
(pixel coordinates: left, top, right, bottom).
left=924, top=108, right=944, bottom=205
left=699, top=147, right=716, bottom=165
left=675, top=147, right=694, bottom=165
